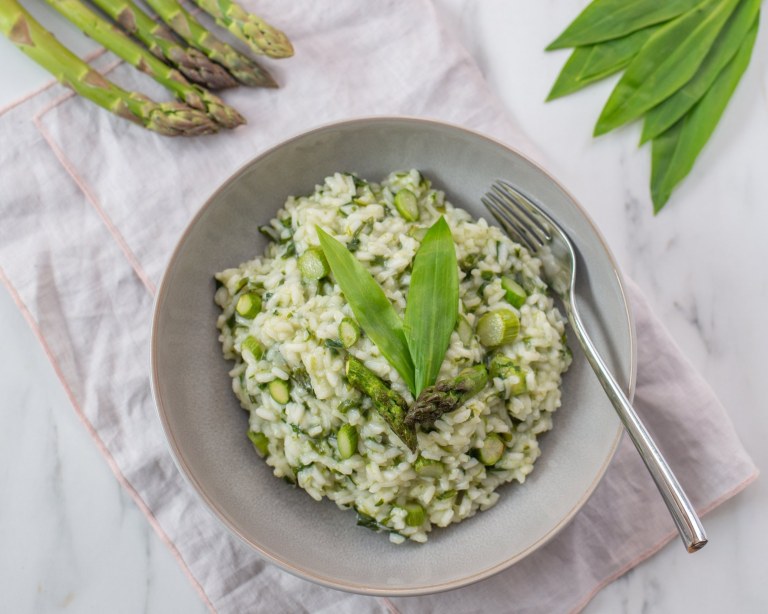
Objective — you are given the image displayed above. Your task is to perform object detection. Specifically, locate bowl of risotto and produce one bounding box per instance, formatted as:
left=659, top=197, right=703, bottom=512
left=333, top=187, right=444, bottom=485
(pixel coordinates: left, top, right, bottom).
left=151, top=117, right=634, bottom=595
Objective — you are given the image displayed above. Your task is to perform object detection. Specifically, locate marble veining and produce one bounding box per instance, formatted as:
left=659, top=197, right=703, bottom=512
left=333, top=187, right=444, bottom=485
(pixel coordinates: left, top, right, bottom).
left=1, top=0, right=767, bottom=612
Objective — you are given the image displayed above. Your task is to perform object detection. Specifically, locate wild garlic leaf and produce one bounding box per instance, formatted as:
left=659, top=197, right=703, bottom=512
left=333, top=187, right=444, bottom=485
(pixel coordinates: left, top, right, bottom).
left=547, top=25, right=657, bottom=101
left=404, top=217, right=459, bottom=396
left=640, top=0, right=761, bottom=143
left=316, top=226, right=416, bottom=393
left=650, top=19, right=758, bottom=212
left=594, top=0, right=740, bottom=136
left=547, top=0, right=700, bottom=50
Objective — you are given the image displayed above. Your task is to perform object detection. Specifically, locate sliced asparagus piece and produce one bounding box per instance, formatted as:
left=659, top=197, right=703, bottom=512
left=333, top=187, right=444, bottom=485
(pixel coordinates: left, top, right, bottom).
left=298, top=247, right=329, bottom=280
left=339, top=317, right=360, bottom=348
left=336, top=424, right=358, bottom=459
left=144, top=0, right=277, bottom=87
left=403, top=502, right=426, bottom=527
left=235, top=292, right=261, bottom=317
left=189, top=0, right=293, bottom=58
left=501, top=276, right=527, bottom=308
left=404, top=365, right=488, bottom=428
left=45, top=0, right=244, bottom=128
left=0, top=0, right=217, bottom=136
left=89, top=0, right=237, bottom=90
left=344, top=356, right=416, bottom=452
left=268, top=379, right=290, bottom=404
left=247, top=430, right=269, bottom=456
left=393, top=188, right=419, bottom=221
left=477, top=432, right=504, bottom=466
left=413, top=456, right=444, bottom=478
left=476, top=309, right=520, bottom=348
left=241, top=335, right=263, bottom=359
left=456, top=314, right=473, bottom=346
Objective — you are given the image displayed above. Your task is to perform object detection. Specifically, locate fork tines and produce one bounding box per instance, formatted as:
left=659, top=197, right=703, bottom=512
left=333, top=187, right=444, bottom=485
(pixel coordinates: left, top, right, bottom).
left=481, top=181, right=552, bottom=250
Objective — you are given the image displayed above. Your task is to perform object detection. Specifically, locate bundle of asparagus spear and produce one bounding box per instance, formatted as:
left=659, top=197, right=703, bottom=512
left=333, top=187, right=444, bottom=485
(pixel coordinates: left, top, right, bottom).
left=0, top=0, right=292, bottom=136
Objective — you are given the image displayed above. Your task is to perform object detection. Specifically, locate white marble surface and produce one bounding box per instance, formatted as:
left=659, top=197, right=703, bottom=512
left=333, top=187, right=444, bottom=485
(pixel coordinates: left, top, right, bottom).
left=1, top=1, right=766, bottom=612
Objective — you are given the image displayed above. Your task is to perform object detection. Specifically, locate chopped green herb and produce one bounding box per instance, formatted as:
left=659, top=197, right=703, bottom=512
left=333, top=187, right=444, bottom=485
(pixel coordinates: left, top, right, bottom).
left=282, top=241, right=296, bottom=259
left=337, top=399, right=357, bottom=414
left=292, top=367, right=313, bottom=392
left=258, top=225, right=280, bottom=242
left=436, top=489, right=457, bottom=501
left=356, top=511, right=385, bottom=532
left=488, top=354, right=527, bottom=396
left=324, top=338, right=345, bottom=350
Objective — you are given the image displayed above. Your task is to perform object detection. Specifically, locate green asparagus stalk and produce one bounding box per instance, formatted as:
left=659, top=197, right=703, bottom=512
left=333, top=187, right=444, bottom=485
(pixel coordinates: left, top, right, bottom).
left=189, top=0, right=293, bottom=58
left=89, top=0, right=238, bottom=90
left=404, top=365, right=488, bottom=428
left=0, top=0, right=218, bottom=136
left=144, top=0, right=277, bottom=87
left=45, top=0, right=244, bottom=129
left=344, top=356, right=417, bottom=452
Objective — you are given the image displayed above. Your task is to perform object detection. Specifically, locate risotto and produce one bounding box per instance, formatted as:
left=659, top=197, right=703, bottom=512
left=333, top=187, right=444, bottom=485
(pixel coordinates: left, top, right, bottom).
left=214, top=170, right=571, bottom=543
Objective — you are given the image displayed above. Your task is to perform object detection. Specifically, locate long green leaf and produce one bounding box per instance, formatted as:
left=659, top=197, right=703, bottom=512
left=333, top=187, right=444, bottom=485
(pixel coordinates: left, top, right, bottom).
left=594, top=0, right=740, bottom=136
left=316, top=227, right=416, bottom=393
left=641, top=0, right=761, bottom=143
left=404, top=217, right=459, bottom=396
left=547, top=25, right=657, bottom=101
left=650, top=19, right=758, bottom=212
left=547, top=0, right=700, bottom=50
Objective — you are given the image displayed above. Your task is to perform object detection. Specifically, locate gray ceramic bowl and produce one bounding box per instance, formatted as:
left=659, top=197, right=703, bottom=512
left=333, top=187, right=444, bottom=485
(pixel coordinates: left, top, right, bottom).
left=151, top=117, right=635, bottom=595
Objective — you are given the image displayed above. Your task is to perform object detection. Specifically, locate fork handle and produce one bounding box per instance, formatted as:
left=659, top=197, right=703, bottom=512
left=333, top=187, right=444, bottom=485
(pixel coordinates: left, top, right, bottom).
left=567, top=302, right=708, bottom=553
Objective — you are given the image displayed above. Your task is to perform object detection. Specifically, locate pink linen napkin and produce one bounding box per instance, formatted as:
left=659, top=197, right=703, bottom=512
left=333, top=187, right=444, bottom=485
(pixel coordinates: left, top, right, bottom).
left=0, top=1, right=757, bottom=612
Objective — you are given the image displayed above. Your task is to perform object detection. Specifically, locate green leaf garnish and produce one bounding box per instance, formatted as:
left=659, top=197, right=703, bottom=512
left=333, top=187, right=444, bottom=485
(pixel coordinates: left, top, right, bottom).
left=316, top=226, right=416, bottom=393
left=404, top=217, right=458, bottom=395
left=594, top=0, right=740, bottom=136
left=650, top=20, right=759, bottom=212
left=546, top=0, right=699, bottom=50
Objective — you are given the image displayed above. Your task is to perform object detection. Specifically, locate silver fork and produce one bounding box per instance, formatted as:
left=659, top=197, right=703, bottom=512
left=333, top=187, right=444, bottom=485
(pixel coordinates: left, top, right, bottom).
left=483, top=180, right=708, bottom=553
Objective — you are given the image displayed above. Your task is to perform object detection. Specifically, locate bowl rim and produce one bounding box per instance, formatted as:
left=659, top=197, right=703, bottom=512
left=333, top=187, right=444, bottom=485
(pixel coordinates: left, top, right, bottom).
left=150, top=115, right=636, bottom=596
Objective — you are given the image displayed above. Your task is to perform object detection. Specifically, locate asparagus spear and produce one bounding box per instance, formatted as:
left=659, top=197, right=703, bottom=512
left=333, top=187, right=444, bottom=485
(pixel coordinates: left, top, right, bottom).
left=189, top=0, right=293, bottom=58
left=89, top=0, right=237, bottom=90
left=404, top=365, right=488, bottom=428
left=45, top=0, right=244, bottom=129
left=0, top=0, right=217, bottom=136
left=144, top=0, right=277, bottom=87
left=344, top=356, right=417, bottom=452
